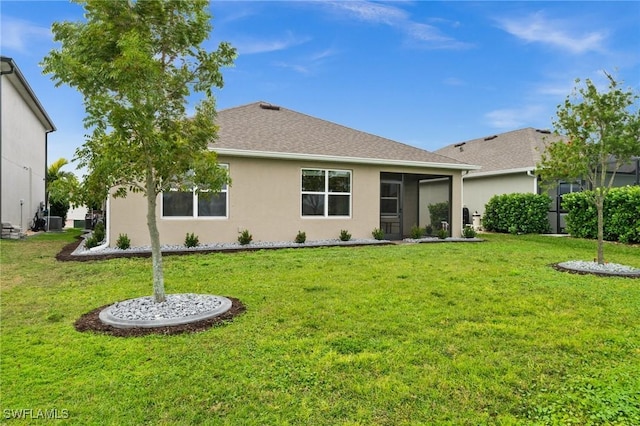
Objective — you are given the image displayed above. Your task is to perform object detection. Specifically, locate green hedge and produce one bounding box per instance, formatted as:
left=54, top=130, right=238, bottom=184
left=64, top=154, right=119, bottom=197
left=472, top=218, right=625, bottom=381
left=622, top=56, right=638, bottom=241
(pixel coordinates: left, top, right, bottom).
left=562, top=186, right=640, bottom=244
left=483, top=193, right=551, bottom=234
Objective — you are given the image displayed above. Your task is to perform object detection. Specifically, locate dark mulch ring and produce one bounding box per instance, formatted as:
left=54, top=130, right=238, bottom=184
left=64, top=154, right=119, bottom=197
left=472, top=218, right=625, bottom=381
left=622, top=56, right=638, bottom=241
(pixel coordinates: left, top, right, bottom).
left=551, top=263, right=640, bottom=279
left=74, top=297, right=246, bottom=337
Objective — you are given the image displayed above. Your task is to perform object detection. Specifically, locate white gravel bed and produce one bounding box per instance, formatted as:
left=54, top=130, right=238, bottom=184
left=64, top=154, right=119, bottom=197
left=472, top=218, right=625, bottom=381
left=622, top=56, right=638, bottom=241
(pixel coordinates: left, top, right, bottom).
left=106, top=293, right=226, bottom=321
left=73, top=237, right=391, bottom=256
left=557, top=260, right=640, bottom=275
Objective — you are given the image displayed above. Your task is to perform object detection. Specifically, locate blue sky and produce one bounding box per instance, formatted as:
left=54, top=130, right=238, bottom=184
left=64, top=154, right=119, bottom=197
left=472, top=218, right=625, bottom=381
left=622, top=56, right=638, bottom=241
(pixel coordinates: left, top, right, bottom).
left=2, top=1, right=639, bottom=175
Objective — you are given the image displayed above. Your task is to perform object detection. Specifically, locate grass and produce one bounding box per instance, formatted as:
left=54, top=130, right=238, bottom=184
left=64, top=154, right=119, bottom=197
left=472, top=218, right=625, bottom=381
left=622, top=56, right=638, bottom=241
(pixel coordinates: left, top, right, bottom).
left=1, top=230, right=639, bottom=425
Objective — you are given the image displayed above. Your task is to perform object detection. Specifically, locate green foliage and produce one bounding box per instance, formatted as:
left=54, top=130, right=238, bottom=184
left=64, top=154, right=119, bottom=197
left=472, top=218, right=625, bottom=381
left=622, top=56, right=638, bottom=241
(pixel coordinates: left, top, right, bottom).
left=184, top=232, right=199, bottom=248
left=47, top=157, right=80, bottom=223
left=483, top=193, right=551, bottom=234
left=295, top=230, right=306, bottom=244
left=563, top=186, right=640, bottom=244
left=238, top=229, right=253, bottom=245
left=2, top=231, right=640, bottom=425
left=339, top=229, right=351, bottom=241
left=371, top=228, right=385, bottom=240
left=93, top=221, right=105, bottom=242
left=116, top=233, right=131, bottom=250
left=437, top=228, right=448, bottom=239
left=410, top=224, right=424, bottom=239
left=462, top=225, right=477, bottom=238
left=537, top=73, right=640, bottom=262
left=84, top=234, right=99, bottom=249
left=42, top=0, right=236, bottom=301
left=428, top=201, right=449, bottom=227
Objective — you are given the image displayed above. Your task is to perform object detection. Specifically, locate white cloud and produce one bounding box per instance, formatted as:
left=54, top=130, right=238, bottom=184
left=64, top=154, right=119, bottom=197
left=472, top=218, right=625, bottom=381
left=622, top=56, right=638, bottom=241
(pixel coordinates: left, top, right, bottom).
left=274, top=48, right=340, bottom=75
left=443, top=77, right=465, bottom=86
left=330, top=1, right=408, bottom=26
left=233, top=32, right=310, bottom=55
left=485, top=105, right=546, bottom=129
left=0, top=17, right=51, bottom=53
left=496, top=12, right=606, bottom=54
left=322, top=1, right=470, bottom=50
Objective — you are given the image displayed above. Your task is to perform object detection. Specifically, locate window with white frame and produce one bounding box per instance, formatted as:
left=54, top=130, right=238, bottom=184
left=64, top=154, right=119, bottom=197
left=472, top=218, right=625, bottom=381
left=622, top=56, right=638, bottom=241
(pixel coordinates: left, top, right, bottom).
left=162, top=165, right=228, bottom=218
left=301, top=168, right=351, bottom=217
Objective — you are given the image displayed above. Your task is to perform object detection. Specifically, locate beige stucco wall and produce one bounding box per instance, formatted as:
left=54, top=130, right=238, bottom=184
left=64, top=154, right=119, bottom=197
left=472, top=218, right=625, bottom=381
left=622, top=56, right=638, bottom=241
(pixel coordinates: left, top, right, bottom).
left=463, top=172, right=537, bottom=217
left=1, top=77, right=48, bottom=230
left=108, top=156, right=464, bottom=246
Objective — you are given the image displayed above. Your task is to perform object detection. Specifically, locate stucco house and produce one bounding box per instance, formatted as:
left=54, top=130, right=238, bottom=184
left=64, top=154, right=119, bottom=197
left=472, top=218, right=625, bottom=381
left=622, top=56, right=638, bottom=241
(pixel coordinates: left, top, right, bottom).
left=106, top=102, right=477, bottom=246
left=435, top=127, right=639, bottom=233
left=1, top=57, right=56, bottom=236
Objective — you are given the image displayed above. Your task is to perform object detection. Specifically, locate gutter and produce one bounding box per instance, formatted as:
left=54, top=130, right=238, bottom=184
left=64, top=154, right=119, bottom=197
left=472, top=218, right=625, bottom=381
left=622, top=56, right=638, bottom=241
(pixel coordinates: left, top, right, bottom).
left=462, top=166, right=536, bottom=179
left=212, top=147, right=481, bottom=171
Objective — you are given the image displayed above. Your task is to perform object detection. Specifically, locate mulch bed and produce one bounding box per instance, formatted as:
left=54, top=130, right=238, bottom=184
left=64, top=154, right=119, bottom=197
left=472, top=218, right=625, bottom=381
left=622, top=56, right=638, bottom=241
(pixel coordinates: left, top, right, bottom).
left=74, top=297, right=246, bottom=337
left=59, top=236, right=247, bottom=337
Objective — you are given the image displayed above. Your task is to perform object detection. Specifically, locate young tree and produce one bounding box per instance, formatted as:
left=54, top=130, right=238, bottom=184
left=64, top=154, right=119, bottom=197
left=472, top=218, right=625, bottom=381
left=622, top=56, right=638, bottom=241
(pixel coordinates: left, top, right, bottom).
left=42, top=0, right=236, bottom=302
left=537, top=72, right=640, bottom=264
left=47, top=157, right=79, bottom=224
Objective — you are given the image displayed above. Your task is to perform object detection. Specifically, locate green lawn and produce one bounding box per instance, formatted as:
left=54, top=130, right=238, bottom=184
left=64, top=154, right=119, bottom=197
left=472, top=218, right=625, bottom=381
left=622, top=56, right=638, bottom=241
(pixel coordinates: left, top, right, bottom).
left=1, top=231, right=639, bottom=425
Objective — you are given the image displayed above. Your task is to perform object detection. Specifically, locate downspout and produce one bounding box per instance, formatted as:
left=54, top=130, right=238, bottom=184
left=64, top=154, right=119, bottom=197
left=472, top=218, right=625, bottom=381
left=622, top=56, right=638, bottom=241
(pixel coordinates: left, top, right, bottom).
left=527, top=170, right=537, bottom=194
left=89, top=196, right=110, bottom=251
left=0, top=58, right=16, bottom=226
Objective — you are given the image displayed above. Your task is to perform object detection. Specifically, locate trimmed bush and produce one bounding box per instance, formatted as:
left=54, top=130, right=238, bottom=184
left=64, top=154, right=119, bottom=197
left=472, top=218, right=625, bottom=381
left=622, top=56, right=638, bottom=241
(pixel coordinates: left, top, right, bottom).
left=93, top=221, right=105, bottom=243
left=116, top=233, right=131, bottom=250
left=84, top=234, right=99, bottom=249
left=410, top=224, right=424, bottom=239
left=185, top=232, right=199, bottom=248
left=295, top=230, right=306, bottom=244
left=563, top=186, right=640, bottom=244
left=483, top=193, right=551, bottom=234
left=238, top=229, right=253, bottom=245
left=462, top=225, right=477, bottom=239
left=339, top=230, right=351, bottom=241
left=371, top=228, right=385, bottom=240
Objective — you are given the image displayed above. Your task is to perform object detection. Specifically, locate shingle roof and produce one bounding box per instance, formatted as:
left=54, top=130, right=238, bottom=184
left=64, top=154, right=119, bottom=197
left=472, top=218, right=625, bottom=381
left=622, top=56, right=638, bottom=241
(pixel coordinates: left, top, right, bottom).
left=435, top=127, right=566, bottom=175
left=212, top=101, right=469, bottom=167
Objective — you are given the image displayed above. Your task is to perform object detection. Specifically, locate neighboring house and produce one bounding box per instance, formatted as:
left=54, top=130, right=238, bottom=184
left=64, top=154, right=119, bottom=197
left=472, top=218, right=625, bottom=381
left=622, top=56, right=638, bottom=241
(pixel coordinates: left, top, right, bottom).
left=1, top=57, right=56, bottom=235
left=435, top=127, right=639, bottom=233
left=107, top=102, right=477, bottom=246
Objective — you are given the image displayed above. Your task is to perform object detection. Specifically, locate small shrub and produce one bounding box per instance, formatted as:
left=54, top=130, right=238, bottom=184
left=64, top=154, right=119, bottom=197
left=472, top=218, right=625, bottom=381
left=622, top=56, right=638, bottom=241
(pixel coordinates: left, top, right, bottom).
left=437, top=228, right=448, bottom=239
left=84, top=234, right=99, bottom=249
left=410, top=224, right=424, bottom=239
left=371, top=228, right=385, bottom=240
left=295, top=230, right=307, bottom=244
left=185, top=232, right=199, bottom=248
left=238, top=229, right=253, bottom=245
left=93, top=221, right=105, bottom=242
left=508, top=225, right=518, bottom=235
left=339, top=229, right=351, bottom=241
left=116, top=233, right=131, bottom=250
left=462, top=226, right=477, bottom=239
left=425, top=224, right=433, bottom=236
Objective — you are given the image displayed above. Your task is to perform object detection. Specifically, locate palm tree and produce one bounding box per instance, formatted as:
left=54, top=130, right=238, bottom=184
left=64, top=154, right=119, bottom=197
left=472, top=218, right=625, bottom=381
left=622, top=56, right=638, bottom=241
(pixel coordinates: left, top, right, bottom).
left=47, top=158, right=79, bottom=224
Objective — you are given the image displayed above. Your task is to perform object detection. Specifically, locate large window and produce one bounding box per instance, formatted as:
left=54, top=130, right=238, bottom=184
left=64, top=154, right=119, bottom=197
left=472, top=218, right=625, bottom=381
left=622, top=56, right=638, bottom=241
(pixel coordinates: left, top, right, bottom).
left=301, top=169, right=351, bottom=217
left=162, top=165, right=228, bottom=218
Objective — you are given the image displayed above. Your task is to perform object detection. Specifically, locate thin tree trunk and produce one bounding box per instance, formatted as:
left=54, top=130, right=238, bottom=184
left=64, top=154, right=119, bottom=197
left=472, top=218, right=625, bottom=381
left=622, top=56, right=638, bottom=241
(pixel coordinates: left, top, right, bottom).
left=146, top=171, right=166, bottom=303
left=596, top=193, right=605, bottom=265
